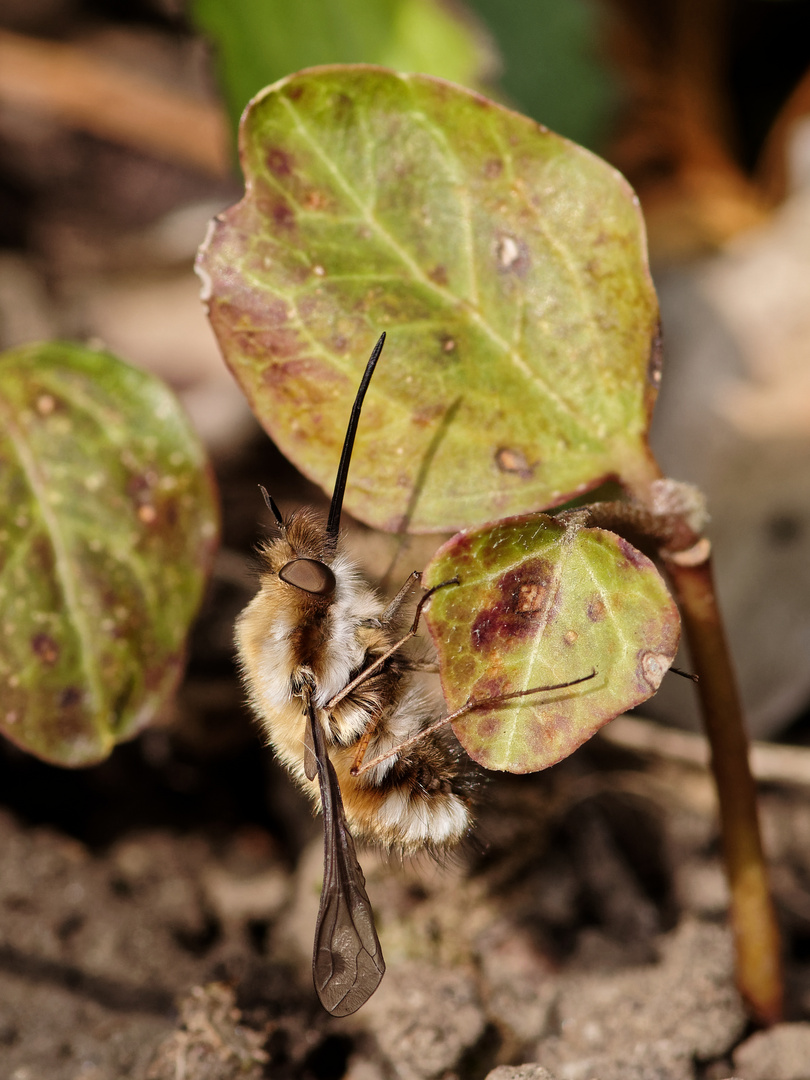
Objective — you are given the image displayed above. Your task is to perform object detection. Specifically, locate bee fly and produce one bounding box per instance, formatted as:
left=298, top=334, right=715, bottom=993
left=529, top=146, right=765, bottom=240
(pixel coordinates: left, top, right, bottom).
left=236, top=333, right=595, bottom=1016
left=235, top=333, right=472, bottom=1015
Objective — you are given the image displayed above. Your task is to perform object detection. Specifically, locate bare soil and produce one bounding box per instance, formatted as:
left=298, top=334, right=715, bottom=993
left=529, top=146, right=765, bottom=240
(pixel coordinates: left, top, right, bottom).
left=2, top=5, right=810, bottom=1077
left=1, top=435, right=809, bottom=1080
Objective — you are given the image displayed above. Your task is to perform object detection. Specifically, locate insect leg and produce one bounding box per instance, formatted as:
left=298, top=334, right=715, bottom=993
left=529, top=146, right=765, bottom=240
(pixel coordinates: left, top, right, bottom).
left=379, top=569, right=422, bottom=623
left=326, top=578, right=458, bottom=710
left=352, top=670, right=597, bottom=776
left=307, top=698, right=385, bottom=1016
left=349, top=704, right=389, bottom=776
left=670, top=666, right=699, bottom=682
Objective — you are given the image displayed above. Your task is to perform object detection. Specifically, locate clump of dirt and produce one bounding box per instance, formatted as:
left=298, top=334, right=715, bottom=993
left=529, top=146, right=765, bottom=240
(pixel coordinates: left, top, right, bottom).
left=1, top=650, right=810, bottom=1080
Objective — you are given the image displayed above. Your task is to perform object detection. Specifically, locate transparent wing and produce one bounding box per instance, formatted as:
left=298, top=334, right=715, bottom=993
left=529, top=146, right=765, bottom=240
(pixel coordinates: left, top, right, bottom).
left=303, top=714, right=317, bottom=781
left=307, top=699, right=385, bottom=1015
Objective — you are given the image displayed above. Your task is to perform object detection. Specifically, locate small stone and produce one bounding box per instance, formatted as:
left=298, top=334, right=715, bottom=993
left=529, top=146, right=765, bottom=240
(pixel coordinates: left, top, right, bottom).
left=534, top=920, right=746, bottom=1080
left=732, top=1022, right=810, bottom=1080
left=362, top=965, right=485, bottom=1080
left=487, top=1067, right=557, bottom=1080
left=146, top=982, right=268, bottom=1080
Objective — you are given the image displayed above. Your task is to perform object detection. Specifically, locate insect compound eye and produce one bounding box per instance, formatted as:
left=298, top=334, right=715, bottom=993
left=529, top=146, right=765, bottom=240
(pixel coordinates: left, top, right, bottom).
left=279, top=558, right=337, bottom=597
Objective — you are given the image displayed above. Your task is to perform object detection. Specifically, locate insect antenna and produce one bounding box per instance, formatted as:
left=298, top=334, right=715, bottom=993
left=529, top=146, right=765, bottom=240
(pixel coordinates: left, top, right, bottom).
left=326, top=332, right=386, bottom=540
left=258, top=484, right=285, bottom=531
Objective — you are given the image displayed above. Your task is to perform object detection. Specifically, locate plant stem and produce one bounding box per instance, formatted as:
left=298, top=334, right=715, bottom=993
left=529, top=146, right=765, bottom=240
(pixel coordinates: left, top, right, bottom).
left=616, top=464, right=783, bottom=1022
left=663, top=552, right=783, bottom=1025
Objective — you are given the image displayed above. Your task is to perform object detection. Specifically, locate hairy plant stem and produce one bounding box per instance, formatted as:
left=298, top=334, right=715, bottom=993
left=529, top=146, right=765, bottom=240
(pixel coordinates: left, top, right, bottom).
left=662, top=553, right=783, bottom=1024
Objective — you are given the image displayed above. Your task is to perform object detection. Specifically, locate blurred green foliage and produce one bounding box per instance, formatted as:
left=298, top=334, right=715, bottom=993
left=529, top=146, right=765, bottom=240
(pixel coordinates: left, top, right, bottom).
left=190, top=0, right=492, bottom=136
left=465, top=0, right=617, bottom=148
left=190, top=0, right=616, bottom=151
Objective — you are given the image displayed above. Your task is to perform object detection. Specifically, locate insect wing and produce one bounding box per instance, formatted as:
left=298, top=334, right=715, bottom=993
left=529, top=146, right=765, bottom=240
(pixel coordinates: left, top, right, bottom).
left=307, top=702, right=385, bottom=1015
left=303, top=715, right=318, bottom=782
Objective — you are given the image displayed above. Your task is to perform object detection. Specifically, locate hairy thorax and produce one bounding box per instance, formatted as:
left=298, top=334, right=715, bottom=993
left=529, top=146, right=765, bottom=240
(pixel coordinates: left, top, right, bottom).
left=235, top=527, right=472, bottom=853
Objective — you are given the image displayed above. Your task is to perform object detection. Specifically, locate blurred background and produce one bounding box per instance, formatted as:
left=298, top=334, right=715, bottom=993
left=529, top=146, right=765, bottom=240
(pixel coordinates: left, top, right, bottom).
left=1, top=0, right=809, bottom=740
left=2, top=4, right=810, bottom=1075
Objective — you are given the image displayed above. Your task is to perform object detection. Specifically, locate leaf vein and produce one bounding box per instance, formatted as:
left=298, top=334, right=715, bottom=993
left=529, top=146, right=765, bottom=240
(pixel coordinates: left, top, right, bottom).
left=0, top=395, right=105, bottom=725
left=279, top=90, right=596, bottom=441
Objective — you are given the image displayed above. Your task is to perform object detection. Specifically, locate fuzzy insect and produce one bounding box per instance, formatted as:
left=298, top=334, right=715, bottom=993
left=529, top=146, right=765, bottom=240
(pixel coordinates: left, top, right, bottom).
left=236, top=333, right=595, bottom=1016
left=236, top=334, right=471, bottom=1016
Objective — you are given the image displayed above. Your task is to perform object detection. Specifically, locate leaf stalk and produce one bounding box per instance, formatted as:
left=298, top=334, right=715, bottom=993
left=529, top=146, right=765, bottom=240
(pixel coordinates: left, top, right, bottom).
left=662, top=552, right=783, bottom=1025
left=596, top=479, right=783, bottom=1024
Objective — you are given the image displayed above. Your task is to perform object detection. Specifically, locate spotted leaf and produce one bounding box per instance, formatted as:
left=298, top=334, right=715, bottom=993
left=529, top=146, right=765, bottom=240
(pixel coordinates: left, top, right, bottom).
left=422, top=513, right=679, bottom=772
left=197, top=66, right=659, bottom=533
left=0, top=342, right=219, bottom=766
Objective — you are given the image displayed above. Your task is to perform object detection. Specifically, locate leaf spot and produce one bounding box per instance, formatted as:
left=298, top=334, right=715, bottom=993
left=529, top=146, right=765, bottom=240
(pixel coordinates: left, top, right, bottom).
left=470, top=558, right=553, bottom=650
left=32, top=633, right=59, bottom=665
left=563, top=630, right=578, bottom=645
left=266, top=147, right=293, bottom=176
left=587, top=596, right=607, bottom=621
left=517, top=583, right=544, bottom=614
left=138, top=505, right=157, bottom=524
left=305, top=190, right=326, bottom=210
left=497, top=235, right=520, bottom=269
left=639, top=651, right=670, bottom=689
left=36, top=394, right=56, bottom=415
left=496, top=447, right=533, bottom=478
left=271, top=199, right=295, bottom=229
left=473, top=714, right=499, bottom=740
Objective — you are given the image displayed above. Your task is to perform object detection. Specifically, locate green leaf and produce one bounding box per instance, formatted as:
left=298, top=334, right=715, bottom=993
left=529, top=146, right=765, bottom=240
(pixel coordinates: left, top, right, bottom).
left=463, top=0, right=618, bottom=150
left=422, top=513, right=679, bottom=773
left=189, top=0, right=492, bottom=138
left=198, top=67, right=659, bottom=534
left=0, top=342, right=219, bottom=766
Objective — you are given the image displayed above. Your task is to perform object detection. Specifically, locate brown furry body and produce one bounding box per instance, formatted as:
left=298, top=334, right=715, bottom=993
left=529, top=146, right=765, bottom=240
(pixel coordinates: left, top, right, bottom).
left=236, top=509, right=471, bottom=854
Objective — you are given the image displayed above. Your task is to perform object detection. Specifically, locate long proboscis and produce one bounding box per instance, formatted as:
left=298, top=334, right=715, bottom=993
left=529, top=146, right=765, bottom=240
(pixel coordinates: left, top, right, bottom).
left=326, top=332, right=386, bottom=541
